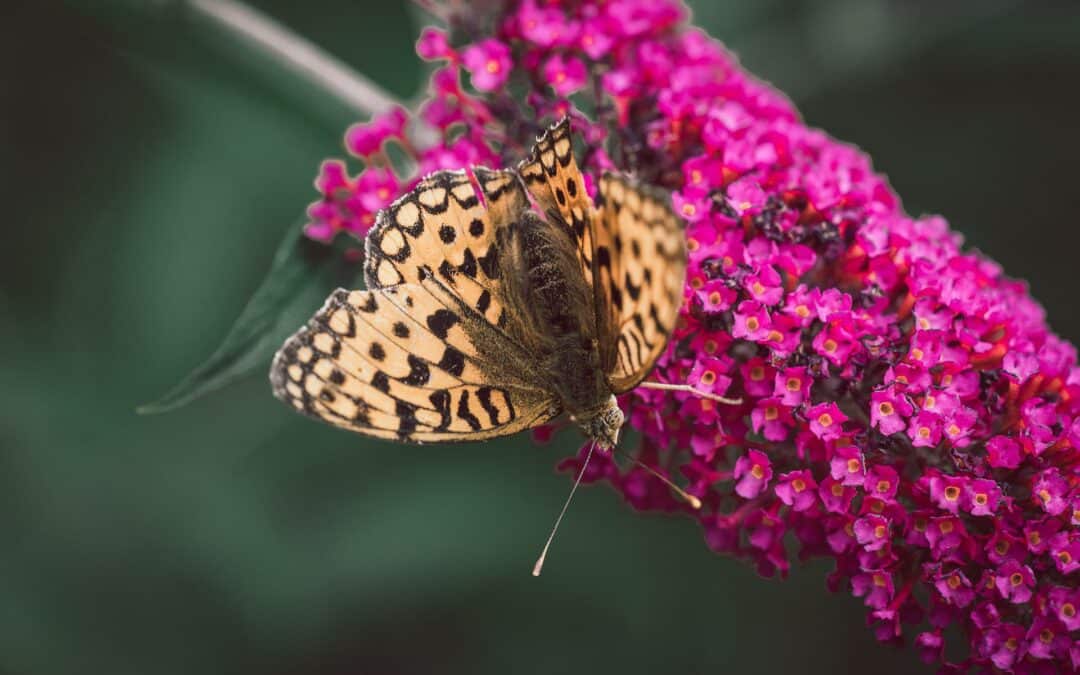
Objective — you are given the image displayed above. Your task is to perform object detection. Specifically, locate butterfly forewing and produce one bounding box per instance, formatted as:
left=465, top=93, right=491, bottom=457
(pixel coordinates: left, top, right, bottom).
left=518, top=120, right=597, bottom=293
left=272, top=166, right=565, bottom=443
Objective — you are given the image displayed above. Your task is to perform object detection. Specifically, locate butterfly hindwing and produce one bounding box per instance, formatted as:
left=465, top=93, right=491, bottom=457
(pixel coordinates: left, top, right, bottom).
left=596, top=173, right=687, bottom=393
left=270, top=283, right=559, bottom=443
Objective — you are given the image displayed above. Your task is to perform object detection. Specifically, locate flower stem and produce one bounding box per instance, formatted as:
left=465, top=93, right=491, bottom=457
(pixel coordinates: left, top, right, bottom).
left=187, top=0, right=402, bottom=118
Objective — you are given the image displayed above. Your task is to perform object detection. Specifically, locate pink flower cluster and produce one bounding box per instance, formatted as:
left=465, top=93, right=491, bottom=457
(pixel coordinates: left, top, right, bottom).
left=303, top=1, right=1080, bottom=670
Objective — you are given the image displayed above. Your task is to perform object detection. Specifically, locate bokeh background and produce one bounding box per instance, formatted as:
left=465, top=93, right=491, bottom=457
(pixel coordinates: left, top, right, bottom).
left=3, top=1, right=1080, bottom=673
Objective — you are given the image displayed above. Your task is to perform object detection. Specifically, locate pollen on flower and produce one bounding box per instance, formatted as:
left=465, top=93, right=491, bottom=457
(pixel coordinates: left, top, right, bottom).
left=306, top=0, right=1080, bottom=669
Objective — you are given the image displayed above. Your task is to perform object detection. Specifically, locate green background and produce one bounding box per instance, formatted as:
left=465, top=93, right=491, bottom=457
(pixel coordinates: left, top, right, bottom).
left=4, top=1, right=1079, bottom=673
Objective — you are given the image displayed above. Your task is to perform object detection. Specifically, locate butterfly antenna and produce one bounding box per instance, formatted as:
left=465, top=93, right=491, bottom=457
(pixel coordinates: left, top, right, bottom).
left=637, top=381, right=741, bottom=405
left=610, top=446, right=702, bottom=509
left=532, top=440, right=597, bottom=577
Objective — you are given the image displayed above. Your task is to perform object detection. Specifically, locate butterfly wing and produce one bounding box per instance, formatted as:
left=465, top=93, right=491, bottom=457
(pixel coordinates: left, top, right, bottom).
left=595, top=173, right=687, bottom=393
left=518, top=120, right=687, bottom=394
left=271, top=168, right=561, bottom=443
left=517, top=119, right=597, bottom=293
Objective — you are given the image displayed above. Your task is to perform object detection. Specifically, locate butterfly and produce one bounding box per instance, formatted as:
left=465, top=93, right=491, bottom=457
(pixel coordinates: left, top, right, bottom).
left=269, top=118, right=697, bottom=451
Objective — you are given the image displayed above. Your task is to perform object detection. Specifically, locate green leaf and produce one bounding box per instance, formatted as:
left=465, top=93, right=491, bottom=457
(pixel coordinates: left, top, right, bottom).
left=137, top=220, right=363, bottom=414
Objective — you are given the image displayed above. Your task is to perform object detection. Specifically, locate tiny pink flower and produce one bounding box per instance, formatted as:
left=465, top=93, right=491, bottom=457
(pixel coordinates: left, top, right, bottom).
left=543, top=53, right=588, bottom=96
left=806, top=402, right=848, bottom=441
left=774, top=366, right=811, bottom=407
left=733, top=449, right=772, bottom=499
left=830, top=445, right=865, bottom=487
left=774, top=470, right=817, bottom=511
left=994, top=560, right=1036, bottom=604
left=462, top=39, right=512, bottom=92
left=870, top=387, right=913, bottom=436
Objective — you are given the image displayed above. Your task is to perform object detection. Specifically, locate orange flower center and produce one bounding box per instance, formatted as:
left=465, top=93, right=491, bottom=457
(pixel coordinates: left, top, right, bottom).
left=817, top=413, right=834, bottom=427
left=792, top=478, right=806, bottom=493
left=486, top=60, right=501, bottom=74
left=786, top=378, right=802, bottom=392
left=745, top=317, right=760, bottom=331
left=947, top=575, right=961, bottom=589
left=995, top=541, right=1009, bottom=555
left=1029, top=532, right=1041, bottom=546
left=974, top=493, right=988, bottom=506
left=939, top=521, right=954, bottom=534
left=1040, top=629, right=1054, bottom=644
left=700, top=371, right=716, bottom=385
left=751, top=281, right=766, bottom=295
left=764, top=406, right=778, bottom=421
left=823, top=339, right=838, bottom=353
left=918, top=426, right=931, bottom=438
left=690, top=276, right=704, bottom=290
left=1039, top=489, right=1053, bottom=504
left=911, top=348, right=924, bottom=361
left=1063, top=603, right=1077, bottom=618
left=873, top=525, right=886, bottom=539
left=878, top=401, right=894, bottom=416
left=681, top=203, right=696, bottom=217
left=703, top=339, right=718, bottom=354
left=750, top=464, right=765, bottom=480
left=830, top=484, right=845, bottom=497
left=766, top=330, right=783, bottom=343
left=795, top=305, right=810, bottom=318
left=1009, top=572, right=1024, bottom=587
left=944, top=486, right=960, bottom=501
left=687, top=238, right=700, bottom=252
left=847, top=458, right=862, bottom=474
left=1059, top=551, right=1073, bottom=565
left=750, top=367, right=764, bottom=381
left=873, top=574, right=887, bottom=588
left=876, top=480, right=891, bottom=494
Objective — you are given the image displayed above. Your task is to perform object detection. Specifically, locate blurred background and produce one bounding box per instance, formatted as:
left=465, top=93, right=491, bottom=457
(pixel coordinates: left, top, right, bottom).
left=3, top=1, right=1079, bottom=673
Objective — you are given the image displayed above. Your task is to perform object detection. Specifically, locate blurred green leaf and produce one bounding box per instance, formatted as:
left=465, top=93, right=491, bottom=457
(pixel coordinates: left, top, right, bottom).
left=138, top=221, right=362, bottom=414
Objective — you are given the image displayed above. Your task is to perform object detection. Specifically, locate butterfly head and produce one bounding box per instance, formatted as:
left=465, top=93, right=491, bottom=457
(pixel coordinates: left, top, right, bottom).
left=577, top=394, right=624, bottom=450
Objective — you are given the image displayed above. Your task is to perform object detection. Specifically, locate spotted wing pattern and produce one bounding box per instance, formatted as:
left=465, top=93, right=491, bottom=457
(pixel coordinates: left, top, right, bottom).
left=595, top=173, right=687, bottom=393
left=272, top=166, right=562, bottom=443
left=517, top=119, right=597, bottom=292
left=363, top=168, right=529, bottom=331
left=270, top=281, right=558, bottom=443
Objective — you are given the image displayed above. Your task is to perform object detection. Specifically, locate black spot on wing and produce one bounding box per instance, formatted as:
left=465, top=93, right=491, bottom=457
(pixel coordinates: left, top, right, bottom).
left=439, top=224, right=456, bottom=243
left=430, top=389, right=452, bottom=430
left=392, top=322, right=410, bottom=338
left=469, top=218, right=484, bottom=237
left=476, top=289, right=491, bottom=313
left=396, top=400, right=418, bottom=437
left=438, top=346, right=465, bottom=377
left=459, top=248, right=478, bottom=278
left=625, top=272, right=642, bottom=301
left=372, top=371, right=390, bottom=393
left=369, top=342, right=386, bottom=361
left=427, top=309, right=460, bottom=339
left=403, top=354, right=431, bottom=386
left=329, top=369, right=346, bottom=385
left=476, top=387, right=501, bottom=426
left=438, top=260, right=456, bottom=284
left=456, top=390, right=482, bottom=431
